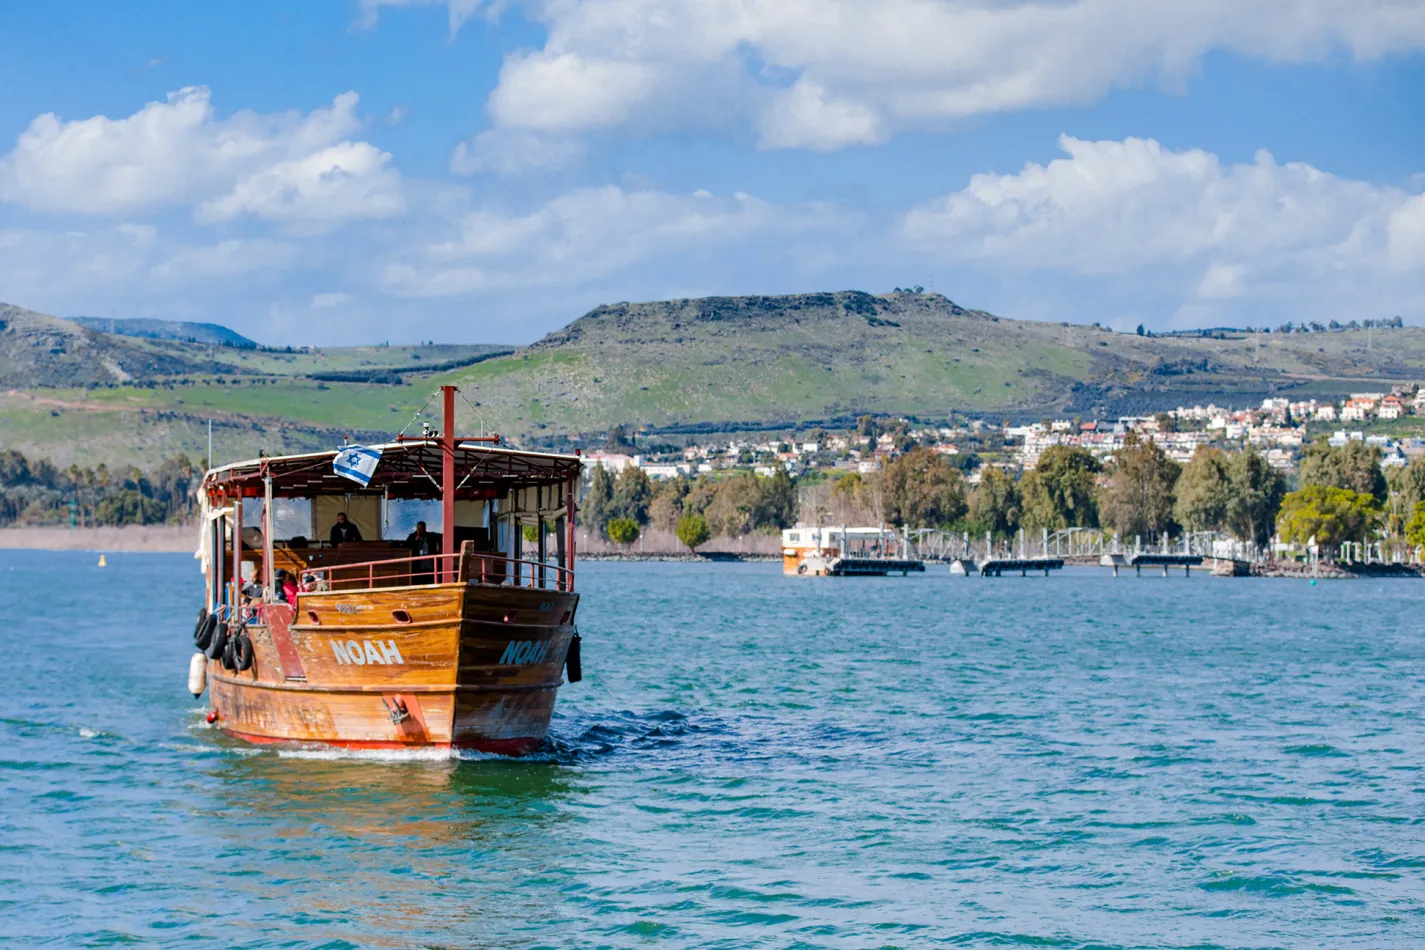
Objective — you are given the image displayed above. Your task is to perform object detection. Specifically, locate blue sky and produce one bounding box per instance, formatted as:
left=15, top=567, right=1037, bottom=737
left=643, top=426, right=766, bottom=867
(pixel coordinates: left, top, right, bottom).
left=1, top=1, right=1423, bottom=346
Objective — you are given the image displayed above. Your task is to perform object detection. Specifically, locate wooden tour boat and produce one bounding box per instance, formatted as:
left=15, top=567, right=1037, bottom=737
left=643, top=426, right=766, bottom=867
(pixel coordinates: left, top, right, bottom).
left=189, top=386, right=583, bottom=755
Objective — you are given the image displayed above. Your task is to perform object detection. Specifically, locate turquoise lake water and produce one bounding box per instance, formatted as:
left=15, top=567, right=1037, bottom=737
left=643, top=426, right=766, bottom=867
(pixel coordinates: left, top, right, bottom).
left=2, top=551, right=1423, bottom=948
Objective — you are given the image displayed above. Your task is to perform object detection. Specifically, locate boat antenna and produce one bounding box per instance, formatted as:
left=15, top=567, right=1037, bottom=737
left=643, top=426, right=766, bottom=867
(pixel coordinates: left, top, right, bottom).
left=396, top=389, right=441, bottom=440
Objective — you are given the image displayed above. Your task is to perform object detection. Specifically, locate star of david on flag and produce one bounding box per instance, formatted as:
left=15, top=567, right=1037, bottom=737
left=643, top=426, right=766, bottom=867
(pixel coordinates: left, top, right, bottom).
left=333, top=445, right=382, bottom=487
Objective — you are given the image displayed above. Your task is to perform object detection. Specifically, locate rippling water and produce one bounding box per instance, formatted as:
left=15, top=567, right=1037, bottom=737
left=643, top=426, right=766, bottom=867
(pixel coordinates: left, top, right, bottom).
left=2, top=551, right=1424, bottom=948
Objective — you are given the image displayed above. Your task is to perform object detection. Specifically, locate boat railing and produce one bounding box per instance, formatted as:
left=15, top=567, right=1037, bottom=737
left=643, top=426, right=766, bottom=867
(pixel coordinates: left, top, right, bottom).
left=299, top=547, right=574, bottom=593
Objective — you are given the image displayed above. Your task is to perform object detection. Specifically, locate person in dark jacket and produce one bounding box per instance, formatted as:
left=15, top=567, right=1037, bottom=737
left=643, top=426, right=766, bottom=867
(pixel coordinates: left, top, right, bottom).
left=405, top=521, right=436, bottom=584
left=329, top=512, right=362, bottom=545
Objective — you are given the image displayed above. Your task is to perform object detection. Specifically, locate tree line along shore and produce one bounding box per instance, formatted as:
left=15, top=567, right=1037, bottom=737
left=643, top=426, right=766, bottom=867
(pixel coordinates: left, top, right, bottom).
left=576, top=435, right=1424, bottom=564
left=1, top=436, right=1421, bottom=563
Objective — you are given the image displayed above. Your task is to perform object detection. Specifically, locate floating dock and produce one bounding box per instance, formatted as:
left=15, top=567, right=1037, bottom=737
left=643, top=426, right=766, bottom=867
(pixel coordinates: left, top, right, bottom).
left=977, top=557, right=1064, bottom=577
left=1100, top=553, right=1204, bottom=576
left=830, top=557, right=925, bottom=576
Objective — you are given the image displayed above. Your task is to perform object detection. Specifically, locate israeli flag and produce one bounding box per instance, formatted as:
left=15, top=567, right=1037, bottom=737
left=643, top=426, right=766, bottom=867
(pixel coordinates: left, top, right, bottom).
left=333, top=445, right=382, bottom=487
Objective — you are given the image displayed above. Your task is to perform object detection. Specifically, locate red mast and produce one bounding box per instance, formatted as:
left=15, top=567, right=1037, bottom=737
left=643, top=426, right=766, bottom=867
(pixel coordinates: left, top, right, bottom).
left=441, top=384, right=457, bottom=581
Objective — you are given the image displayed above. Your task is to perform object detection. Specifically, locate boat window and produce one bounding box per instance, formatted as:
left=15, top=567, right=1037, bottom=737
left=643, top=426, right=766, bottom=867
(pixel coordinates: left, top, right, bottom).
left=241, top=499, right=312, bottom=543
left=271, top=499, right=312, bottom=540
left=385, top=499, right=441, bottom=540
left=788, top=532, right=799, bottom=542
left=242, top=504, right=264, bottom=528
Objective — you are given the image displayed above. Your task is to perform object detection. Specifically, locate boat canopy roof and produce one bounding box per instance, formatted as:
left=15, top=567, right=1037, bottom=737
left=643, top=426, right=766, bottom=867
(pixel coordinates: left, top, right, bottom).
left=203, top=440, right=581, bottom=500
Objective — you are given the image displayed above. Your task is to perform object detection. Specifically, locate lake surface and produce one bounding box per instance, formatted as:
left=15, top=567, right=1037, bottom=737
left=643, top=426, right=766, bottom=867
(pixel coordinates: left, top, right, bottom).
left=2, top=552, right=1424, bottom=949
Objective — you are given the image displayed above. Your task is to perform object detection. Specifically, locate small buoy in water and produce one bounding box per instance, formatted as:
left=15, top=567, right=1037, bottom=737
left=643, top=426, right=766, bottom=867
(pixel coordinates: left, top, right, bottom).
left=97, top=554, right=107, bottom=567
left=188, top=652, right=207, bottom=697
left=206, top=710, right=219, bottom=724
left=1310, top=580, right=1317, bottom=586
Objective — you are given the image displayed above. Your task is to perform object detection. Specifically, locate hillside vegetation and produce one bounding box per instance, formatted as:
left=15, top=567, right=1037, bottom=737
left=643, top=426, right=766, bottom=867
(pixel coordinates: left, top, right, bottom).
left=1, top=291, right=1422, bottom=466
left=431, top=291, right=1425, bottom=435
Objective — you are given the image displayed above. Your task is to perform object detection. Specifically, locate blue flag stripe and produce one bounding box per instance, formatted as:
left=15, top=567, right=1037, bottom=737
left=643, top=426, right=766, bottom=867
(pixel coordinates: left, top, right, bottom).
left=332, top=445, right=382, bottom=487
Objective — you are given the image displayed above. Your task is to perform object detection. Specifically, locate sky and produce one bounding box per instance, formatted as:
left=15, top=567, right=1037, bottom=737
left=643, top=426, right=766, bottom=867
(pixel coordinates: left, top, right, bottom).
left=0, top=1, right=1423, bottom=347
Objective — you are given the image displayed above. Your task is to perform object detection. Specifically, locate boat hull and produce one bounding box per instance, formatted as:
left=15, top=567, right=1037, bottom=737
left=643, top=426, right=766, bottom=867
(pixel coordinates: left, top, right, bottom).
left=206, top=581, right=578, bottom=755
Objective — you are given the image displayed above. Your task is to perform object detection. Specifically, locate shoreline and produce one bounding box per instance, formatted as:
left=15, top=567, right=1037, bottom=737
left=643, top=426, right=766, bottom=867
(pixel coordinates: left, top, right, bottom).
left=0, top=525, right=195, bottom=553
left=0, top=526, right=1417, bottom=577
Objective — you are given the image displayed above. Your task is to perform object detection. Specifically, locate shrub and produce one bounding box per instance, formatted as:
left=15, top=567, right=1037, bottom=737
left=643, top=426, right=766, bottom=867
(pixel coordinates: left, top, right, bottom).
left=675, top=513, right=711, bottom=552
left=606, top=517, right=640, bottom=546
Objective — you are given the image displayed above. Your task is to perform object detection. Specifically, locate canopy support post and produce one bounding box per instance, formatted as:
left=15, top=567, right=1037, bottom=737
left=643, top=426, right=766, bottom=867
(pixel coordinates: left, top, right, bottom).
left=232, top=494, right=243, bottom=614
left=263, top=475, right=275, bottom=602
left=442, top=384, right=457, bottom=582
left=566, top=458, right=578, bottom=592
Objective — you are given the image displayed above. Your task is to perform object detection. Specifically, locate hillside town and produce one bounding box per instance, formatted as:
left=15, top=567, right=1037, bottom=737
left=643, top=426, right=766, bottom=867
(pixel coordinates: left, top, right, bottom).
left=581, top=386, right=1425, bottom=484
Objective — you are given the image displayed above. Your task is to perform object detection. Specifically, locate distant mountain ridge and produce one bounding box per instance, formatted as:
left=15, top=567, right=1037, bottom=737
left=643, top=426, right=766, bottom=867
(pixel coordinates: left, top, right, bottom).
left=0, top=303, right=222, bottom=388
left=68, top=317, right=258, bottom=348
left=2, top=292, right=1424, bottom=467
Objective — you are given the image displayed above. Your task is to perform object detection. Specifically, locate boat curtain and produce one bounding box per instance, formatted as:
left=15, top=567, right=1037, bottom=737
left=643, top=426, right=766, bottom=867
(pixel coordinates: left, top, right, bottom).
left=313, top=494, right=382, bottom=544
left=194, top=496, right=233, bottom=576
left=503, top=485, right=568, bottom=524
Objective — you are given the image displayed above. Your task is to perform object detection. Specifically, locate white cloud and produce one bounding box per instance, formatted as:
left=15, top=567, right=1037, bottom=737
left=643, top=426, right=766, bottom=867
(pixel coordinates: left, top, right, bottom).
left=758, top=80, right=885, bottom=151
left=1196, top=262, right=1246, bottom=300
left=197, top=141, right=405, bottom=233
left=0, top=225, right=300, bottom=320
left=450, top=129, right=586, bottom=176
left=355, top=0, right=486, bottom=34
left=390, top=0, right=1425, bottom=153
left=380, top=185, right=846, bottom=297
left=311, top=291, right=354, bottom=308
left=1387, top=194, right=1425, bottom=269
left=0, top=87, right=401, bottom=230
left=901, top=134, right=1425, bottom=323
left=148, top=239, right=300, bottom=283
left=488, top=52, right=656, bottom=131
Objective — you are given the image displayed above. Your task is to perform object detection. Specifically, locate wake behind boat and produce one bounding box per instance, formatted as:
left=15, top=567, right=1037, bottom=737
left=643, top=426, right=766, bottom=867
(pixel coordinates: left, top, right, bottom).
left=188, top=386, right=583, bottom=754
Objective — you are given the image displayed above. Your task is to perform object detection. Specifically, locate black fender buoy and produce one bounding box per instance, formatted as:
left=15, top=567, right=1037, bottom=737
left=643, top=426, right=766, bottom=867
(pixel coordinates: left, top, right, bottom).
left=220, top=637, right=237, bottom=671
left=565, top=631, right=582, bottom=683
left=194, top=612, right=218, bottom=650
left=232, top=634, right=254, bottom=672
left=797, top=563, right=808, bottom=575
left=205, top=620, right=228, bottom=661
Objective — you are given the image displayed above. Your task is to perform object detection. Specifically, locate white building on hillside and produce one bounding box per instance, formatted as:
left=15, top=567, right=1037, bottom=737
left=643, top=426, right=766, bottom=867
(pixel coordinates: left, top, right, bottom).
left=586, top=452, right=635, bottom=473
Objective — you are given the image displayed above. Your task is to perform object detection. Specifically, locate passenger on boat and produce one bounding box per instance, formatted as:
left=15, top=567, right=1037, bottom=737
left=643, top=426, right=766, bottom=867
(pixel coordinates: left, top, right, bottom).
left=277, top=570, right=299, bottom=607
left=240, top=578, right=263, bottom=621
left=329, top=512, right=363, bottom=545
left=406, top=521, right=436, bottom=584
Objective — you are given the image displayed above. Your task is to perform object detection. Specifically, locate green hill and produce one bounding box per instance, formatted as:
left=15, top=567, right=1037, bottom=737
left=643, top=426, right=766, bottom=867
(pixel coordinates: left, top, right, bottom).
left=1, top=291, right=1422, bottom=467
left=430, top=291, right=1424, bottom=435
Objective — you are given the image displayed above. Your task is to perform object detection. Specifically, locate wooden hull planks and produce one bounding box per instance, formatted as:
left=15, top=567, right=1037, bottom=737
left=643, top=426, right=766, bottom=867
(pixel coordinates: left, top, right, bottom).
left=207, top=582, right=578, bottom=754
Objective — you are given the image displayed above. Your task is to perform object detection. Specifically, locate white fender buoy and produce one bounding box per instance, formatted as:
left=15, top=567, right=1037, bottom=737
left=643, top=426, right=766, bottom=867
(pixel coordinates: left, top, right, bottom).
left=188, top=652, right=208, bottom=698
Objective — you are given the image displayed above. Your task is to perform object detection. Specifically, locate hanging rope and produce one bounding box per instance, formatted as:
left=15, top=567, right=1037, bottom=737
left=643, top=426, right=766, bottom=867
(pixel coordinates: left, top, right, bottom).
left=456, top=387, right=517, bottom=450
left=396, top=390, right=441, bottom=440
left=457, top=388, right=490, bottom=438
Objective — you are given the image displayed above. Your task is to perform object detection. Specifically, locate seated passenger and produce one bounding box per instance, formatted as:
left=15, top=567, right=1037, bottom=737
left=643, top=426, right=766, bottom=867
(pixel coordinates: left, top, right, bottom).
left=276, top=570, right=299, bottom=607
left=329, top=512, right=363, bottom=545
